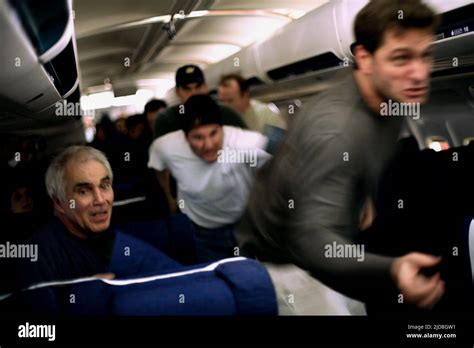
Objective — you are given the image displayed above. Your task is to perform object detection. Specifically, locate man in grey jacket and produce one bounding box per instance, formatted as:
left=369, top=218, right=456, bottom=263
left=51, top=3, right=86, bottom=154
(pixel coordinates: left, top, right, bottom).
left=237, top=0, right=444, bottom=313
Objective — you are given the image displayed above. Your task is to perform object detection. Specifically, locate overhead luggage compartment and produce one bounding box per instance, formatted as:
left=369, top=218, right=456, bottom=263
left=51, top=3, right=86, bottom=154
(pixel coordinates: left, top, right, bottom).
left=0, top=0, right=79, bottom=112
left=204, top=0, right=473, bottom=92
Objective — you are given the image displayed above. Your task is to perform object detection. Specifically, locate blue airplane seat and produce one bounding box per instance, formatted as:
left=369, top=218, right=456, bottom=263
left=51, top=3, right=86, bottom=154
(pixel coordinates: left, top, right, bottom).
left=0, top=258, right=277, bottom=316
left=111, top=258, right=277, bottom=316
left=119, top=214, right=198, bottom=265
left=109, top=230, right=184, bottom=278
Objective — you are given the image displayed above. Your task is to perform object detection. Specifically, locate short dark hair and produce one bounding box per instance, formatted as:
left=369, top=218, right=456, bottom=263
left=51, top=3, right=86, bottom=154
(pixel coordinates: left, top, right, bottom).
left=354, top=0, right=439, bottom=54
left=126, top=113, right=146, bottom=130
left=144, top=99, right=167, bottom=114
left=219, top=73, right=249, bottom=94
left=181, top=95, right=223, bottom=135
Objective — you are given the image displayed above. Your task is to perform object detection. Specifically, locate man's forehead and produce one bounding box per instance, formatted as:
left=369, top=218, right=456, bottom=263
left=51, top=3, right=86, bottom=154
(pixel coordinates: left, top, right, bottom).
left=219, top=86, right=236, bottom=97
left=181, top=82, right=202, bottom=89
left=380, top=27, right=434, bottom=51
left=223, top=79, right=239, bottom=88
left=190, top=124, right=221, bottom=135
left=65, top=159, right=108, bottom=181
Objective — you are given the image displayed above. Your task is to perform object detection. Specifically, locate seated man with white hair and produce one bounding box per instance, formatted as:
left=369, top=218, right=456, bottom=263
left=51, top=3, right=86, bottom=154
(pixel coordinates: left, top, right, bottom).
left=12, top=146, right=180, bottom=291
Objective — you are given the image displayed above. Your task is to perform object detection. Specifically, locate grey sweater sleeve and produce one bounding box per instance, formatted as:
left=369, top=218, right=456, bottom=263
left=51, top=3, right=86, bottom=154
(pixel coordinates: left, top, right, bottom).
left=284, top=133, right=396, bottom=302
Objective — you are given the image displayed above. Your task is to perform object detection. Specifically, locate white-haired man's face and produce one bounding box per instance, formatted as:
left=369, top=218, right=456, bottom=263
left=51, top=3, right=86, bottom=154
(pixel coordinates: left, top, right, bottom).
left=54, top=159, right=114, bottom=238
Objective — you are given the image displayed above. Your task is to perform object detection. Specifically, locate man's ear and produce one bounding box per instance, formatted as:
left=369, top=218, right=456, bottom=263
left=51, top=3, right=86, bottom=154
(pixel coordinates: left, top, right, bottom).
left=354, top=44, right=373, bottom=76
left=53, top=196, right=66, bottom=215
left=175, top=87, right=183, bottom=99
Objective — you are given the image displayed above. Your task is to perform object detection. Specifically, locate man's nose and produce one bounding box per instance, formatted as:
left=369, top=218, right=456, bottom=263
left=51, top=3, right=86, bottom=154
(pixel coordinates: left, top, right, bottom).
left=410, top=59, right=430, bottom=83
left=203, top=137, right=214, bottom=150
left=93, top=188, right=106, bottom=204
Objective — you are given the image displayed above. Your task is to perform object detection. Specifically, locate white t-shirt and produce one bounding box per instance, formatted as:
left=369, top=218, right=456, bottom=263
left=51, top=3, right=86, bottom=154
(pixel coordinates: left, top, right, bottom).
left=243, top=99, right=286, bottom=133
left=148, top=126, right=270, bottom=228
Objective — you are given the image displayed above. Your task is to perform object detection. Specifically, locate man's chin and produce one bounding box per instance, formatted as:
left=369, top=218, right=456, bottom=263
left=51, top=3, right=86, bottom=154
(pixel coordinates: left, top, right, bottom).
left=202, top=154, right=218, bottom=162
left=400, top=90, right=429, bottom=104
left=403, top=96, right=428, bottom=104
left=87, top=220, right=111, bottom=233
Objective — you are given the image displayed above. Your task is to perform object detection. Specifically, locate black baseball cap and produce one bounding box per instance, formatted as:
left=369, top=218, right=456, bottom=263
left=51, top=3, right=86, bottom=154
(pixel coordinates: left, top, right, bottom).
left=175, top=64, right=205, bottom=88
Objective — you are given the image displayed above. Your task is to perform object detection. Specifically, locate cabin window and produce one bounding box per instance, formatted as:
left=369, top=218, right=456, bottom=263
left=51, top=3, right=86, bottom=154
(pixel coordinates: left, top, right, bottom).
left=426, top=136, right=450, bottom=152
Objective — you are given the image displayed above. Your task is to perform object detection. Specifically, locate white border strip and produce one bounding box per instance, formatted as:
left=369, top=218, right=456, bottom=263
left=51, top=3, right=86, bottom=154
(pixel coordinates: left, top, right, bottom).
left=0, top=257, right=246, bottom=301
left=469, top=219, right=474, bottom=283
left=113, top=196, right=147, bottom=207
left=38, top=3, right=74, bottom=63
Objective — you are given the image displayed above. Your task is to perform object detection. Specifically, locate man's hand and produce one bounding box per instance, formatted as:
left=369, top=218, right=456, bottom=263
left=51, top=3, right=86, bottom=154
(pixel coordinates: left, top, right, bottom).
left=391, top=252, right=445, bottom=309
left=155, top=169, right=178, bottom=214
left=92, top=273, right=115, bottom=280
left=168, top=197, right=178, bottom=214
left=359, top=197, right=375, bottom=231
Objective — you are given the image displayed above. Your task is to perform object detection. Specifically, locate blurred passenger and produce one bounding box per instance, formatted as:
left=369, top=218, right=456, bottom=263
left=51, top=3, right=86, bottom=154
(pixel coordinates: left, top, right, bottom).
left=6, top=135, right=49, bottom=174
left=118, top=113, right=153, bottom=177
left=115, top=116, right=128, bottom=136
left=218, top=74, right=287, bottom=152
left=0, top=175, right=43, bottom=295
left=91, top=114, right=118, bottom=147
left=236, top=0, right=444, bottom=314
left=144, top=99, right=167, bottom=131
left=2, top=177, right=44, bottom=243
left=2, top=136, right=53, bottom=225
left=10, top=185, right=33, bottom=214
left=112, top=113, right=166, bottom=221
left=153, top=64, right=247, bottom=139
left=83, top=116, right=96, bottom=143
left=148, top=95, right=270, bottom=262
left=126, top=113, right=151, bottom=144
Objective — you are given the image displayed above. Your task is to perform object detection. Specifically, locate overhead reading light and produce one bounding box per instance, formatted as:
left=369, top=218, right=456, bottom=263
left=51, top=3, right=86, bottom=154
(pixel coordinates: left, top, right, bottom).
left=81, top=91, right=114, bottom=110
left=137, top=79, right=175, bottom=98
left=271, top=8, right=306, bottom=20
left=186, top=10, right=209, bottom=18
left=112, top=95, right=136, bottom=107
left=81, top=88, right=161, bottom=111
left=86, top=83, right=113, bottom=94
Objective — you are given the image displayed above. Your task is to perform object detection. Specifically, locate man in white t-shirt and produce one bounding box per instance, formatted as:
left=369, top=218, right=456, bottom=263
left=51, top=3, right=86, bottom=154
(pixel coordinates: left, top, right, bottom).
left=148, top=94, right=270, bottom=262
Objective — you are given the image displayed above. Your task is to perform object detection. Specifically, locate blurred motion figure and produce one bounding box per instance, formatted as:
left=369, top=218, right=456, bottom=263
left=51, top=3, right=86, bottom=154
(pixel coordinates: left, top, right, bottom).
left=237, top=0, right=445, bottom=314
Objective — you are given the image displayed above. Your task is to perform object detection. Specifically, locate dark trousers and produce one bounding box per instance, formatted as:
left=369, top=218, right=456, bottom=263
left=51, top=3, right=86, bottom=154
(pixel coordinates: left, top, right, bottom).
left=191, top=222, right=237, bottom=263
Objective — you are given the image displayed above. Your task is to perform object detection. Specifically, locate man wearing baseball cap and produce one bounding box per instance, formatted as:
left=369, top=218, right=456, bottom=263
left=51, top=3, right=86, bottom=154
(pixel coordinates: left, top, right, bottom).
left=152, top=64, right=247, bottom=139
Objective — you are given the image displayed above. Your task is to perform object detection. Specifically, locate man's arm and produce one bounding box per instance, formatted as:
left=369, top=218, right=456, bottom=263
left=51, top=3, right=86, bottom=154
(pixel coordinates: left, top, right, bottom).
left=219, top=104, right=247, bottom=129
left=148, top=136, right=177, bottom=214
left=284, top=134, right=443, bottom=308
left=153, top=109, right=174, bottom=139
left=155, top=169, right=177, bottom=214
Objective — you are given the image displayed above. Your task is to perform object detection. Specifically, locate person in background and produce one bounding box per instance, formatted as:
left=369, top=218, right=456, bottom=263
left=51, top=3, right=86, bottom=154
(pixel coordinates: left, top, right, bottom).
left=152, top=64, right=247, bottom=139
left=151, top=65, right=249, bottom=212
left=218, top=74, right=287, bottom=153
left=218, top=73, right=286, bottom=132
left=144, top=99, right=167, bottom=132
left=2, top=175, right=45, bottom=243
left=149, top=95, right=270, bottom=262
